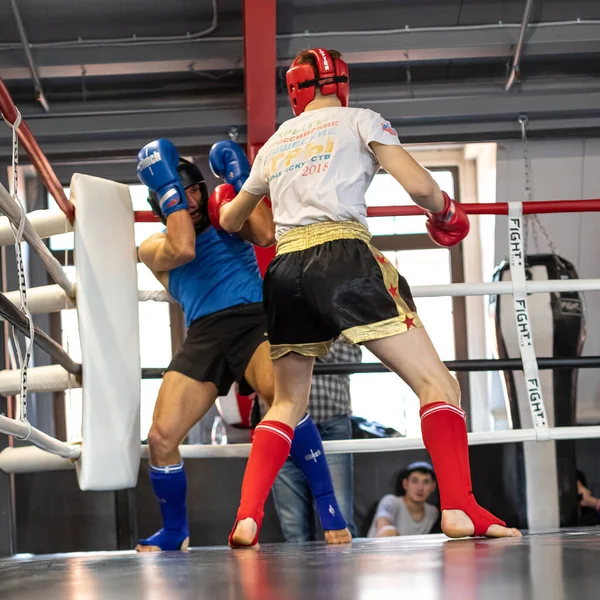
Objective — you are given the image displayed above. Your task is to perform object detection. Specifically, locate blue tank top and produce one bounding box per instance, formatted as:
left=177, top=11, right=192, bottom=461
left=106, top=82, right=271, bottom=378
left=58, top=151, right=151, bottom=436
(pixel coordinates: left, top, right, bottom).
left=168, top=228, right=263, bottom=326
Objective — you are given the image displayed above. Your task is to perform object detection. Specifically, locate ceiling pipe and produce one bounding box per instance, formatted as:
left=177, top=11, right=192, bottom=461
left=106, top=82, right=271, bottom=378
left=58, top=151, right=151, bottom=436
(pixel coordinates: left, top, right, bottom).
left=8, top=0, right=50, bottom=111
left=505, top=0, right=535, bottom=92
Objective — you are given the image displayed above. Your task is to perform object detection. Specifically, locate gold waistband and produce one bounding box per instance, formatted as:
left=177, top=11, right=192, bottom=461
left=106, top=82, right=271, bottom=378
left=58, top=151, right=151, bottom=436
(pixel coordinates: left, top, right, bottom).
left=276, top=220, right=371, bottom=254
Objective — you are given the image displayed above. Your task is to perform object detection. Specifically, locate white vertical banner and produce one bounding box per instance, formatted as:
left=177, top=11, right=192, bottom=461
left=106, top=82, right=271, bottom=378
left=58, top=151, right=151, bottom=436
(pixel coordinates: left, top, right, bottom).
left=507, top=201, right=559, bottom=531
left=507, top=202, right=549, bottom=435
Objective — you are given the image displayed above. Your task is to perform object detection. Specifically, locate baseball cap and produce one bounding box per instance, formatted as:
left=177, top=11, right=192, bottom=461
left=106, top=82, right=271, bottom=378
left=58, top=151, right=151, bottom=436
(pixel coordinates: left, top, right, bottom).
left=404, top=461, right=435, bottom=479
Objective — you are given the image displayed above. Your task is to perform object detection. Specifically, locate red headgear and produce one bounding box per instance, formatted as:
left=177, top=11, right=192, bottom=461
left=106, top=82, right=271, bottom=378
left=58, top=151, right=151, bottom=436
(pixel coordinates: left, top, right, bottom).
left=286, top=48, right=349, bottom=116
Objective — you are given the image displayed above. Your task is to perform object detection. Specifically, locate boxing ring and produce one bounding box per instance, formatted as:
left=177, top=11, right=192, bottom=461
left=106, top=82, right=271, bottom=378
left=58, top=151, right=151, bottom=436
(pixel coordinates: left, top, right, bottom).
left=1, top=81, right=600, bottom=598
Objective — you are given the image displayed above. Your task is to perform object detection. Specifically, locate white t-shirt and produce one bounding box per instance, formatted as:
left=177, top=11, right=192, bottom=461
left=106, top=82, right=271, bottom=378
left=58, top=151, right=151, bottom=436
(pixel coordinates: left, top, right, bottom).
left=242, top=107, right=402, bottom=239
left=367, top=495, right=439, bottom=537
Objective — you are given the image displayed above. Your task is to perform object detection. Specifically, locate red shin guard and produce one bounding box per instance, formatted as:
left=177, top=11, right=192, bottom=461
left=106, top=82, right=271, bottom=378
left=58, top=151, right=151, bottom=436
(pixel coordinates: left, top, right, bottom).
left=420, top=402, right=506, bottom=536
left=229, top=420, right=294, bottom=547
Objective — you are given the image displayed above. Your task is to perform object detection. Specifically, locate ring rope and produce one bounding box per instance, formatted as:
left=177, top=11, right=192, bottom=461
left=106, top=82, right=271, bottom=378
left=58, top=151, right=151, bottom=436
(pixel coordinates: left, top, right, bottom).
left=3, top=424, right=600, bottom=474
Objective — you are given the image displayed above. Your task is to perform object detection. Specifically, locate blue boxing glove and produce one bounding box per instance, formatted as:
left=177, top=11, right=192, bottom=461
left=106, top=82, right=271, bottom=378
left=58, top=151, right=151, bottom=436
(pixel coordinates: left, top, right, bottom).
left=209, top=140, right=251, bottom=193
left=137, top=139, right=187, bottom=219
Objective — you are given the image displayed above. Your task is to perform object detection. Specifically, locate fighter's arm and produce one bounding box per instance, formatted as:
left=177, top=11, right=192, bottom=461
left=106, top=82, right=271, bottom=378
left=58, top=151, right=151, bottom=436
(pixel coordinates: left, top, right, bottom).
left=137, top=138, right=197, bottom=272
left=371, top=495, right=400, bottom=537
left=578, top=481, right=600, bottom=510
left=218, top=189, right=265, bottom=234
left=138, top=210, right=196, bottom=273
left=238, top=198, right=276, bottom=247
left=208, top=140, right=271, bottom=237
left=370, top=142, right=444, bottom=213
left=375, top=517, right=400, bottom=537
left=371, top=141, right=470, bottom=247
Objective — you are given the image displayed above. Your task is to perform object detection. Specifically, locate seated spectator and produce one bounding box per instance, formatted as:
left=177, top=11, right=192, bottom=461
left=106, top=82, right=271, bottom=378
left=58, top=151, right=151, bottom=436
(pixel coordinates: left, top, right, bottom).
left=578, top=470, right=600, bottom=524
left=367, top=461, right=439, bottom=537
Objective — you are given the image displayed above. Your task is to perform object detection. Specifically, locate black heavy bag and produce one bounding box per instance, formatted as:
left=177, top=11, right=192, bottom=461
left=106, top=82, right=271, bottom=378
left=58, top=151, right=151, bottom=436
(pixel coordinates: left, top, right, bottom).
left=490, top=254, right=585, bottom=527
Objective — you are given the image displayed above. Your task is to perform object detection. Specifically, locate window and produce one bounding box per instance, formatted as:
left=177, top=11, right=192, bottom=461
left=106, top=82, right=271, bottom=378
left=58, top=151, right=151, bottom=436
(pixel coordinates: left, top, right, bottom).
left=350, top=169, right=463, bottom=437
left=47, top=187, right=73, bottom=251
left=365, top=169, right=455, bottom=236
left=50, top=185, right=170, bottom=440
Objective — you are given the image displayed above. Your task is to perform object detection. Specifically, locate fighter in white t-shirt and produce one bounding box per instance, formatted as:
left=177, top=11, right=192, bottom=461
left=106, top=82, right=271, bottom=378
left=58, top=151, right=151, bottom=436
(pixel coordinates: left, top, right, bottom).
left=243, top=106, right=402, bottom=239
left=207, top=48, right=521, bottom=547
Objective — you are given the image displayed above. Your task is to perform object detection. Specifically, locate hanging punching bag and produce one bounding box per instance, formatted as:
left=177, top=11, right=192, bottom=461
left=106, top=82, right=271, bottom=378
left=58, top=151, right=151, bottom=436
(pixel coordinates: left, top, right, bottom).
left=490, top=254, right=586, bottom=527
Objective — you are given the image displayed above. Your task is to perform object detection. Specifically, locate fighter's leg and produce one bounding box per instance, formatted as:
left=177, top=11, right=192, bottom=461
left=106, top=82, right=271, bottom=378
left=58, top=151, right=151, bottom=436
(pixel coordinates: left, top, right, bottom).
left=364, top=328, right=521, bottom=539
left=230, top=351, right=314, bottom=547
left=243, top=341, right=352, bottom=544
left=136, top=372, right=219, bottom=552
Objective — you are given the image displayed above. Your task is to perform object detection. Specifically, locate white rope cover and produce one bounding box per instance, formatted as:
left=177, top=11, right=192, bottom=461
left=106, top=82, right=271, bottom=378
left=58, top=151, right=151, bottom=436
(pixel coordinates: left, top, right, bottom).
left=0, top=209, right=72, bottom=246
left=139, top=279, right=600, bottom=304
left=0, top=182, right=74, bottom=297
left=3, top=284, right=75, bottom=315
left=0, top=364, right=79, bottom=396
left=412, top=279, right=600, bottom=298
left=7, top=279, right=597, bottom=317
left=137, top=289, right=175, bottom=303
left=0, top=416, right=80, bottom=460
left=0, top=446, right=75, bottom=474
left=3, top=285, right=172, bottom=315
left=1, top=426, right=600, bottom=473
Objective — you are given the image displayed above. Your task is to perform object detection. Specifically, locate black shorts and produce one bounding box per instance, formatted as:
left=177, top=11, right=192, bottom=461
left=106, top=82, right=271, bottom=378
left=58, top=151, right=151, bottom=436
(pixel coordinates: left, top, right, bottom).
left=166, top=303, right=268, bottom=395
left=263, top=221, right=422, bottom=359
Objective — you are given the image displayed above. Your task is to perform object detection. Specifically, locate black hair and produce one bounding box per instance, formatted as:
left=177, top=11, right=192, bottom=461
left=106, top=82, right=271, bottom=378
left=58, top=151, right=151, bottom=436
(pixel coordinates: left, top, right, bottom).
left=395, top=464, right=436, bottom=496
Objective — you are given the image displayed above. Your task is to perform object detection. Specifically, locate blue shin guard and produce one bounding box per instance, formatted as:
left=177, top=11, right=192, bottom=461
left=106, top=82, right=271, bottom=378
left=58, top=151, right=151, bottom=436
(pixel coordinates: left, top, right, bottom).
left=138, top=461, right=189, bottom=551
left=289, top=414, right=347, bottom=531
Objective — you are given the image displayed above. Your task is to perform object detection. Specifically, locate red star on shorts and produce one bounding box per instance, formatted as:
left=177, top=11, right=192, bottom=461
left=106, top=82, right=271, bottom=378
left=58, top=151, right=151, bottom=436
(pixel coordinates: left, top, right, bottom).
left=388, top=285, right=398, bottom=297
left=403, top=315, right=416, bottom=329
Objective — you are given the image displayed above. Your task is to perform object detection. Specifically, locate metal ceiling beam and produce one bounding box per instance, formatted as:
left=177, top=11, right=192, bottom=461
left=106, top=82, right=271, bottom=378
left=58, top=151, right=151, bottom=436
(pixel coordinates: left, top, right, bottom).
left=2, top=80, right=600, bottom=160
left=277, top=22, right=600, bottom=65
left=2, top=22, right=600, bottom=81
left=505, top=0, right=536, bottom=92
left=8, top=0, right=49, bottom=111
left=0, top=40, right=245, bottom=80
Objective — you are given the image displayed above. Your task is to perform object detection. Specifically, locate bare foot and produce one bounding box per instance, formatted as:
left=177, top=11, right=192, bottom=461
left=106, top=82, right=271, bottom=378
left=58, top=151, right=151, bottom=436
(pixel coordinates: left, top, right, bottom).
left=324, top=528, right=352, bottom=545
left=229, top=518, right=259, bottom=549
left=135, top=537, right=190, bottom=553
left=442, top=510, right=522, bottom=539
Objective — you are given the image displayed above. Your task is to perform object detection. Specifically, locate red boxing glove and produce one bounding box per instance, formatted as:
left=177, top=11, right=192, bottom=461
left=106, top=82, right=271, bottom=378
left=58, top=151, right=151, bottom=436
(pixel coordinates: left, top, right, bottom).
left=207, top=183, right=236, bottom=230
left=425, top=192, right=470, bottom=247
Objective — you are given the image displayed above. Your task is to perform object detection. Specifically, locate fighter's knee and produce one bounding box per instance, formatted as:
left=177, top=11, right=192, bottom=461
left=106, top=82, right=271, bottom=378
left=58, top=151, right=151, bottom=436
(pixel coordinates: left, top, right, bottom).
left=147, top=424, right=178, bottom=460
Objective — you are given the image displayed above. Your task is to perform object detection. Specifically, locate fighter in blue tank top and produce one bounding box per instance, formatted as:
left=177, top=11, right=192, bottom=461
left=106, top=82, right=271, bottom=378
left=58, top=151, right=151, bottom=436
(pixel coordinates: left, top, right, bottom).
left=168, top=227, right=263, bottom=327
left=136, top=142, right=349, bottom=552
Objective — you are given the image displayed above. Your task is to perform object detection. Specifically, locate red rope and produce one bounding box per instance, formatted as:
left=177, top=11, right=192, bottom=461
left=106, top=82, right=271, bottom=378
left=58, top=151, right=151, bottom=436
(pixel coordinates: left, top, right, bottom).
left=367, top=199, right=600, bottom=217
left=135, top=199, right=600, bottom=222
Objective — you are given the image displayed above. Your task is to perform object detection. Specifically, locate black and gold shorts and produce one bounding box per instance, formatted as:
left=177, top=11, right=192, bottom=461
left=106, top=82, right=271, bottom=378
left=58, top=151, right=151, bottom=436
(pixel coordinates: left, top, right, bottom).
left=263, top=220, right=423, bottom=359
